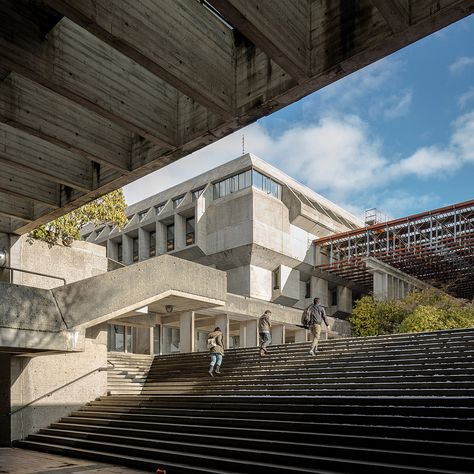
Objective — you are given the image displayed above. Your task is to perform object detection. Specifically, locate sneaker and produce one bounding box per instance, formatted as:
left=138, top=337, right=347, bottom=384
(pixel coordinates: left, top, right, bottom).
left=309, top=350, right=315, bottom=356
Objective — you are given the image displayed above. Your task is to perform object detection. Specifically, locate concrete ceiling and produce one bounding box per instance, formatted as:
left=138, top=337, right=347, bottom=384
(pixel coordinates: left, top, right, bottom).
left=0, top=0, right=472, bottom=235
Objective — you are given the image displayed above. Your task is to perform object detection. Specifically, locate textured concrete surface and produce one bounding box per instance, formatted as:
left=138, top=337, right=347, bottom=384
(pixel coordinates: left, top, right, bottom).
left=0, top=448, right=148, bottom=473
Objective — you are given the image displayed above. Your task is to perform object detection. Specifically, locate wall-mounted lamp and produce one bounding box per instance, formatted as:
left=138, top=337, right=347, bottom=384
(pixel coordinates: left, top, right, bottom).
left=0, top=248, right=6, bottom=267
left=165, top=304, right=174, bottom=313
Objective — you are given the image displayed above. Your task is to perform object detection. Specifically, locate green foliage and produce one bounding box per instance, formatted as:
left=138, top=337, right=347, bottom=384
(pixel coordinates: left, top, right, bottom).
left=29, top=189, right=128, bottom=246
left=352, top=288, right=474, bottom=336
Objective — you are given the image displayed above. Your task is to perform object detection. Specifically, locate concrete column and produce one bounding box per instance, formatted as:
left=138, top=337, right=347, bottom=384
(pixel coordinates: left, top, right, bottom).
left=148, top=327, right=153, bottom=355
left=180, top=311, right=195, bottom=353
left=122, top=234, right=133, bottom=264
left=271, top=325, right=285, bottom=345
left=373, top=271, right=388, bottom=300
left=175, top=214, right=186, bottom=250
left=338, top=286, right=352, bottom=313
left=245, top=319, right=258, bottom=347
left=156, top=222, right=166, bottom=255
left=138, top=228, right=150, bottom=261
left=106, top=240, right=116, bottom=260
left=0, top=354, right=11, bottom=445
left=294, top=329, right=307, bottom=343
left=215, top=314, right=229, bottom=349
left=311, top=276, right=329, bottom=307
left=239, top=322, right=247, bottom=348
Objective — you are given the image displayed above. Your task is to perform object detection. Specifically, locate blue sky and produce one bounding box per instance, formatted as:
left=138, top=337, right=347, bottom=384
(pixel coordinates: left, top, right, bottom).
left=124, top=15, right=474, bottom=220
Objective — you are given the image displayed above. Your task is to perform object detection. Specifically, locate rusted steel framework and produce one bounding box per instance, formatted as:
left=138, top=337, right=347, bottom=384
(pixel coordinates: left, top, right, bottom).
left=315, top=200, right=474, bottom=300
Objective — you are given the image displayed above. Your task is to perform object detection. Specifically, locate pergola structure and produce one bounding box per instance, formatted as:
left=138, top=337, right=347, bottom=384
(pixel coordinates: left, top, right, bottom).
left=0, top=0, right=473, bottom=235
left=315, top=200, right=474, bottom=300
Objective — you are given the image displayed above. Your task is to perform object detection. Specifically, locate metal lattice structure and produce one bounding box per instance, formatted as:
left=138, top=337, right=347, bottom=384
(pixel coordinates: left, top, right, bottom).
left=315, top=200, right=474, bottom=300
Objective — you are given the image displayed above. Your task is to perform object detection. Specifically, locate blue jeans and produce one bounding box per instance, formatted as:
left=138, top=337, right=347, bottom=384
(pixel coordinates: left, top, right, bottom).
left=210, top=353, right=223, bottom=367
left=259, top=331, right=271, bottom=350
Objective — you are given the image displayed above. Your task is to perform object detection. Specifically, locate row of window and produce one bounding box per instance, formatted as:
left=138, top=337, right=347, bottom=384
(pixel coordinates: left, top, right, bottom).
left=116, top=217, right=195, bottom=262
left=213, top=169, right=282, bottom=200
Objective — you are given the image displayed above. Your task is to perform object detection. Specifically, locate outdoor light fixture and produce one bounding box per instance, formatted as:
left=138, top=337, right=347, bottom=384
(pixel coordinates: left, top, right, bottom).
left=165, top=304, right=174, bottom=313
left=0, top=248, right=6, bottom=267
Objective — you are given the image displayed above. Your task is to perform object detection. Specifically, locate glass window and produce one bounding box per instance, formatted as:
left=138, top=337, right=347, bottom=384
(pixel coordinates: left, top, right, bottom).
left=138, top=210, right=148, bottom=221
left=192, top=188, right=204, bottom=200
left=252, top=169, right=282, bottom=200
left=108, top=324, right=124, bottom=352
left=331, top=287, right=338, bottom=306
left=155, top=203, right=165, bottom=215
left=117, top=242, right=123, bottom=262
left=132, top=237, right=139, bottom=262
left=153, top=324, right=161, bottom=355
left=173, top=195, right=185, bottom=208
left=150, top=231, right=156, bottom=257
left=167, top=224, right=175, bottom=252
left=273, top=267, right=280, bottom=290
left=305, top=280, right=311, bottom=299
left=186, top=217, right=195, bottom=246
left=162, top=327, right=180, bottom=354
left=213, top=169, right=253, bottom=200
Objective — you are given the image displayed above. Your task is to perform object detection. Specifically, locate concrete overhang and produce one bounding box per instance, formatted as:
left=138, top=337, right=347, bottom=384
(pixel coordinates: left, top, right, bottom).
left=0, top=255, right=226, bottom=353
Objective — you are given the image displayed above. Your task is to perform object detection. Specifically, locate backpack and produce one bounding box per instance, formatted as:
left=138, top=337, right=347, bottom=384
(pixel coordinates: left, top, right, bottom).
left=301, top=306, right=312, bottom=328
left=207, top=336, right=217, bottom=349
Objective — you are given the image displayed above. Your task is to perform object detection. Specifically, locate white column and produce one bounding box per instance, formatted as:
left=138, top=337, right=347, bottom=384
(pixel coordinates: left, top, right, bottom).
left=122, top=234, right=133, bottom=265
left=245, top=319, right=258, bottom=347
left=312, top=277, right=328, bottom=307
left=138, top=228, right=150, bottom=261
left=156, top=222, right=166, bottom=255
left=215, top=314, right=229, bottom=349
left=180, top=311, right=195, bottom=353
left=271, top=325, right=285, bottom=345
left=239, top=322, right=247, bottom=348
left=373, top=271, right=388, bottom=300
left=294, top=329, right=307, bottom=343
left=175, top=214, right=186, bottom=250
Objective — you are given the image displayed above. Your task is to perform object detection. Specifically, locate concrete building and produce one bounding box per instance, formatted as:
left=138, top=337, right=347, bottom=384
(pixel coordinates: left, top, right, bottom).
left=82, top=153, right=365, bottom=355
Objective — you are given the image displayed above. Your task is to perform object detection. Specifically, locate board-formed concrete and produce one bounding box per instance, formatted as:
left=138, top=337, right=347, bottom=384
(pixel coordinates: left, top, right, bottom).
left=0, top=0, right=472, bottom=234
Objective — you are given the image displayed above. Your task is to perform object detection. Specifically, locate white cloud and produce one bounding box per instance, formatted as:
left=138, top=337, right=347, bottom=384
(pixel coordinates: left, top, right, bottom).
left=449, top=56, right=474, bottom=73
left=124, top=109, right=474, bottom=219
left=458, top=88, right=474, bottom=108
left=383, top=90, right=413, bottom=120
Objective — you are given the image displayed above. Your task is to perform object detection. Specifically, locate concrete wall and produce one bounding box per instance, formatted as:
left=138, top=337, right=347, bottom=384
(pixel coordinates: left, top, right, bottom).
left=8, top=235, right=108, bottom=289
left=0, top=354, right=11, bottom=445
left=249, top=265, right=272, bottom=301
left=10, top=324, right=108, bottom=442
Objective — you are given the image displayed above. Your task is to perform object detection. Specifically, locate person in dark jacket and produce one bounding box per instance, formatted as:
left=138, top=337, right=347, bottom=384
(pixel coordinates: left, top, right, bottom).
left=258, top=310, right=272, bottom=357
left=207, top=327, right=224, bottom=376
left=304, top=297, right=329, bottom=356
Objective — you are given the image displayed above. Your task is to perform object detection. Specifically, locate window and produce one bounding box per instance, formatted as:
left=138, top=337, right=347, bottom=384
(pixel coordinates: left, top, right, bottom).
left=117, top=242, right=123, bottom=262
left=192, top=188, right=204, bottom=200
left=167, top=224, right=175, bottom=252
left=155, top=203, right=165, bottom=215
left=305, top=280, right=311, bottom=299
left=213, top=169, right=251, bottom=199
left=149, top=231, right=156, bottom=257
left=132, top=237, right=139, bottom=262
left=173, top=195, right=185, bottom=208
left=138, top=210, right=148, bottom=221
left=252, top=169, right=282, bottom=199
left=272, top=267, right=280, bottom=290
left=186, top=217, right=195, bottom=246
left=331, top=287, right=338, bottom=306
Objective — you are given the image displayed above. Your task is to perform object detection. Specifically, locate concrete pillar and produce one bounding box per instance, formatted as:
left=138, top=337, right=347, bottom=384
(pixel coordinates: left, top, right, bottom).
left=294, top=329, right=307, bottom=343
left=239, top=322, right=247, bottom=348
left=156, top=222, right=167, bottom=255
left=180, top=311, right=195, bottom=353
left=373, top=271, right=388, bottom=300
left=138, top=228, right=150, bottom=261
left=148, top=327, right=154, bottom=355
left=245, top=319, right=258, bottom=347
left=271, top=325, right=285, bottom=345
left=338, top=286, right=352, bottom=313
left=312, top=277, right=328, bottom=307
left=175, top=214, right=186, bottom=250
left=106, top=240, right=116, bottom=260
left=122, top=234, right=133, bottom=264
left=0, top=354, right=11, bottom=445
left=215, top=314, right=229, bottom=349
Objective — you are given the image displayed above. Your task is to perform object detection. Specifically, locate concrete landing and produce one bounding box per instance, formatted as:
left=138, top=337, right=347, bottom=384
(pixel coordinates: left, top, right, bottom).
left=0, top=448, right=148, bottom=473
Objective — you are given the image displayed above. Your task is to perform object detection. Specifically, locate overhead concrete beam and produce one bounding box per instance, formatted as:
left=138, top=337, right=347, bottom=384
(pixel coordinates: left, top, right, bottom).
left=208, top=0, right=309, bottom=81
left=370, top=0, right=410, bottom=32
left=0, top=8, right=177, bottom=147
left=0, top=74, right=133, bottom=172
left=40, top=0, right=235, bottom=119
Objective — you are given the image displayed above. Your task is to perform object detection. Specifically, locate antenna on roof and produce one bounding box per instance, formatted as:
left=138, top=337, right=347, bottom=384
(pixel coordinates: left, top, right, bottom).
left=242, top=134, right=245, bottom=155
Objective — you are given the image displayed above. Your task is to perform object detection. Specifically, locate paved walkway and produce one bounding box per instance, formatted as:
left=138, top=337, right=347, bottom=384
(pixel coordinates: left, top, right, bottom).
left=0, top=448, right=149, bottom=473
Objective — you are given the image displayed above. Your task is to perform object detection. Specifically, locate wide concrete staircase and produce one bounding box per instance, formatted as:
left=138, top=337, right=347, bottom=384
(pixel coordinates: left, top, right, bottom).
left=106, top=353, right=154, bottom=395
left=17, top=328, right=474, bottom=473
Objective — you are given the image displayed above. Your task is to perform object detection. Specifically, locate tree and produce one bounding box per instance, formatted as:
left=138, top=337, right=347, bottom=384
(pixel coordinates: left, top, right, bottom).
left=29, top=189, right=128, bottom=246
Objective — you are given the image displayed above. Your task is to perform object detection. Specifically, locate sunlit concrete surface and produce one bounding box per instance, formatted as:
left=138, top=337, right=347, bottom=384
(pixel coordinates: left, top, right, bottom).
left=0, top=447, right=147, bottom=473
